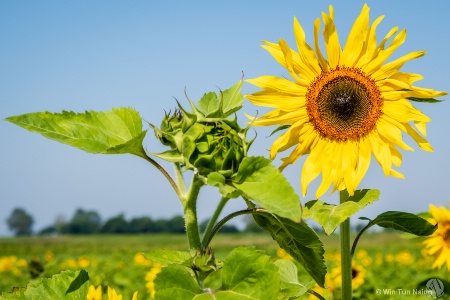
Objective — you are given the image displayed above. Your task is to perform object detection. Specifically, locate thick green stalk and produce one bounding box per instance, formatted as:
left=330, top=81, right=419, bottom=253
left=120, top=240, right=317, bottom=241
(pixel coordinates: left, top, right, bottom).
left=340, top=189, right=352, bottom=299
left=184, top=175, right=204, bottom=249
left=201, top=197, right=229, bottom=247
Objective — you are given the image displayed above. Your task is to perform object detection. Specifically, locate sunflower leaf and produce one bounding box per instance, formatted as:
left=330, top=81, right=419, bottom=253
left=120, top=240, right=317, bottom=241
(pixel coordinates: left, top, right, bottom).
left=407, top=97, right=443, bottom=103
left=5, top=108, right=148, bottom=159
left=220, top=247, right=279, bottom=300
left=142, top=250, right=191, bottom=266
left=220, top=79, right=244, bottom=117
left=303, top=189, right=380, bottom=235
left=154, top=264, right=203, bottom=300
left=274, top=260, right=315, bottom=298
left=233, top=156, right=301, bottom=221
left=351, top=211, right=437, bottom=256
left=364, top=211, right=437, bottom=236
left=207, top=172, right=241, bottom=199
left=198, top=80, right=244, bottom=117
left=253, top=212, right=326, bottom=287
left=0, top=270, right=89, bottom=300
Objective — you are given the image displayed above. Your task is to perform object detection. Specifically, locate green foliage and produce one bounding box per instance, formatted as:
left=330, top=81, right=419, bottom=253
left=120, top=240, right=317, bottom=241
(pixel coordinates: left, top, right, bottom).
left=352, top=211, right=437, bottom=256
left=154, top=264, right=203, bottom=300
left=5, top=107, right=148, bottom=158
left=407, top=96, right=443, bottom=103
left=303, top=189, right=380, bottom=235
left=206, top=156, right=302, bottom=221
left=154, top=247, right=280, bottom=300
left=198, top=80, right=244, bottom=117
left=220, top=247, right=279, bottom=300
left=253, top=212, right=326, bottom=287
left=234, top=156, right=302, bottom=222
left=6, top=208, right=34, bottom=236
left=143, top=250, right=191, bottom=266
left=151, top=80, right=251, bottom=178
left=0, top=270, right=89, bottom=300
left=360, top=211, right=437, bottom=236
left=274, top=259, right=315, bottom=299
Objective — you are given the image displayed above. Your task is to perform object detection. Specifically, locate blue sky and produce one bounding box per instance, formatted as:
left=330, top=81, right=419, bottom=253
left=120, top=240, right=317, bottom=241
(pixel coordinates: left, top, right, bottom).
left=1, top=1, right=449, bottom=236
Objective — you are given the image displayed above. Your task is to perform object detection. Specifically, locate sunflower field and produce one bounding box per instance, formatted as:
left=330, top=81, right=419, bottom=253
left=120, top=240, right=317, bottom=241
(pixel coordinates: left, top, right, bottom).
left=0, top=232, right=446, bottom=300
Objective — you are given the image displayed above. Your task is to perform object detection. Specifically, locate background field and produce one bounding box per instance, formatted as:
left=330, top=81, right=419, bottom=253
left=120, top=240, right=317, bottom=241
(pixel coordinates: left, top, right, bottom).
left=0, top=233, right=446, bottom=299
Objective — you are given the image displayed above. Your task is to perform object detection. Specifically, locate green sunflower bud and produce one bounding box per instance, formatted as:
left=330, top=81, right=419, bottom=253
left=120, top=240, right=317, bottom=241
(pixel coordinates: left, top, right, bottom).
left=150, top=81, right=253, bottom=178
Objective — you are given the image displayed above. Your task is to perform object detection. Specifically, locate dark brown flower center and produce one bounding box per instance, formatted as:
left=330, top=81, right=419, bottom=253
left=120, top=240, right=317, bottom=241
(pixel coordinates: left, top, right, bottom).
left=306, top=67, right=383, bottom=141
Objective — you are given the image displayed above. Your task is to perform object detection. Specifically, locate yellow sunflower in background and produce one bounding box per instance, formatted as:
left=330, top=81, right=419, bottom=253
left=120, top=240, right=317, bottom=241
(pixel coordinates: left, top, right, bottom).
left=423, top=204, right=450, bottom=271
left=246, top=4, right=446, bottom=198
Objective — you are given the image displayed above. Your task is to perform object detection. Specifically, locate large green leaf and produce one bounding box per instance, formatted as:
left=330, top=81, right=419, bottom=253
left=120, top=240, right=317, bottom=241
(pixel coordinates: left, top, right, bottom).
left=0, top=270, right=89, bottom=300
left=233, top=156, right=301, bottom=221
left=253, top=212, right=326, bottom=287
left=193, top=291, right=258, bottom=300
left=303, top=189, right=380, bottom=235
left=5, top=107, right=148, bottom=158
left=198, top=80, right=244, bottom=117
left=351, top=211, right=437, bottom=256
left=206, top=172, right=241, bottom=199
left=143, top=249, right=191, bottom=266
left=221, top=247, right=279, bottom=300
left=363, top=211, right=436, bottom=236
left=154, top=264, right=203, bottom=300
left=274, top=259, right=315, bottom=299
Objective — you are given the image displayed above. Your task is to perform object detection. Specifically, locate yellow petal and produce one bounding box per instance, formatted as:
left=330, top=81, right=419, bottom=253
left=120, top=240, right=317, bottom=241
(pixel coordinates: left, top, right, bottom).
left=278, top=38, right=314, bottom=83
left=313, top=18, right=328, bottom=71
left=383, top=99, right=431, bottom=123
left=372, top=51, right=426, bottom=81
left=377, top=117, right=414, bottom=151
left=246, top=90, right=305, bottom=111
left=342, top=4, right=370, bottom=67
left=322, top=6, right=341, bottom=68
left=368, top=132, right=391, bottom=176
left=246, top=75, right=307, bottom=94
left=293, top=16, right=321, bottom=76
left=354, top=138, right=371, bottom=188
left=389, top=72, right=424, bottom=85
left=356, top=15, right=384, bottom=68
left=404, top=123, right=433, bottom=152
left=364, top=29, right=406, bottom=75
left=414, top=121, right=427, bottom=136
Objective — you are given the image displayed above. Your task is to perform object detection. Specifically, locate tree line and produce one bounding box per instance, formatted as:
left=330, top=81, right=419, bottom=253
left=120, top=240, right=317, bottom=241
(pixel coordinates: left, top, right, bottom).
left=5, top=207, right=261, bottom=236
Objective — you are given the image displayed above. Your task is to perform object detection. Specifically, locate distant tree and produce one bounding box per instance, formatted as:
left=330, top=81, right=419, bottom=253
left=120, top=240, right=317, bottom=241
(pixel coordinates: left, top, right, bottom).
left=101, top=214, right=129, bottom=234
left=6, top=208, right=34, bottom=236
left=38, top=225, right=56, bottom=236
left=129, top=216, right=156, bottom=233
left=60, top=208, right=101, bottom=234
left=166, top=215, right=185, bottom=234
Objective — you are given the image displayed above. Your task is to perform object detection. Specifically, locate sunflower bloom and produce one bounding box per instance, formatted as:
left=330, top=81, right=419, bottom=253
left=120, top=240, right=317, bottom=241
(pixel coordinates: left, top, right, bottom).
left=423, top=204, right=450, bottom=271
left=330, top=263, right=366, bottom=290
left=246, top=4, right=446, bottom=198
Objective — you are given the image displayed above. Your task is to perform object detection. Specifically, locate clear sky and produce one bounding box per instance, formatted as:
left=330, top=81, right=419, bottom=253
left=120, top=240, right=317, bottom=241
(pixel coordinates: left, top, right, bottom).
left=1, top=1, right=449, bottom=236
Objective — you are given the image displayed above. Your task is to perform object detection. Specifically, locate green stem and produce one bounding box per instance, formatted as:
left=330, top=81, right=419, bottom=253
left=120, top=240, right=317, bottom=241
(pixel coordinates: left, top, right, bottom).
left=201, top=197, right=229, bottom=247
left=184, top=174, right=204, bottom=249
left=340, top=189, right=352, bottom=300
left=308, top=289, right=327, bottom=300
left=174, top=163, right=186, bottom=195
left=203, top=208, right=264, bottom=249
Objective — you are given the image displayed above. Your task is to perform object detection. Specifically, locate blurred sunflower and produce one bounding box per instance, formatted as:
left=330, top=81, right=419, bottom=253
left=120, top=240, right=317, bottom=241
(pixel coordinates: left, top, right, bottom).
left=246, top=4, right=446, bottom=198
left=423, top=204, right=450, bottom=271
left=330, top=263, right=366, bottom=290
left=86, top=285, right=138, bottom=300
